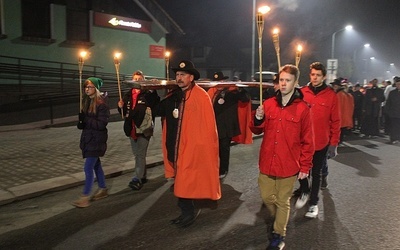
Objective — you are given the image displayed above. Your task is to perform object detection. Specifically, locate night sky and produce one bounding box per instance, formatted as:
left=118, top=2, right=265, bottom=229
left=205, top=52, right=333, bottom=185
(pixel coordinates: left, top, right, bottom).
left=158, top=0, right=400, bottom=83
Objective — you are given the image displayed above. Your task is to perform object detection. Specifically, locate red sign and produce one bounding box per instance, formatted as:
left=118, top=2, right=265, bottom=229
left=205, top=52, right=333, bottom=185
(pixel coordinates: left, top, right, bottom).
left=93, top=12, right=151, bottom=33
left=149, top=45, right=165, bottom=59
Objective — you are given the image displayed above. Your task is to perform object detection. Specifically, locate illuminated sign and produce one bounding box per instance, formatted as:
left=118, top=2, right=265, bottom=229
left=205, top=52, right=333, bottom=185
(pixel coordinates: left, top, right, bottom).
left=94, top=12, right=151, bottom=33
left=149, top=45, right=165, bottom=59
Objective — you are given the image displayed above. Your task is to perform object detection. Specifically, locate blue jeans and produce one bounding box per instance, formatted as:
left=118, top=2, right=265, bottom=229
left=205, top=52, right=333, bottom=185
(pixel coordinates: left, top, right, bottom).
left=130, top=136, right=150, bottom=180
left=83, top=157, right=106, bottom=195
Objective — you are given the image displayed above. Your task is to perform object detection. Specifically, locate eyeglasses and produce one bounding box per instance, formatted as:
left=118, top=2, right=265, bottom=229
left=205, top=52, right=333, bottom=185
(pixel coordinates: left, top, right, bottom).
left=84, top=86, right=96, bottom=89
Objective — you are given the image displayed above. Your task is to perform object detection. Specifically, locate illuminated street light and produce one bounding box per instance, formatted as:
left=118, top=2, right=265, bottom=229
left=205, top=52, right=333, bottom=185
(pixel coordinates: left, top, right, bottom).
left=331, top=25, right=353, bottom=59
left=256, top=5, right=271, bottom=103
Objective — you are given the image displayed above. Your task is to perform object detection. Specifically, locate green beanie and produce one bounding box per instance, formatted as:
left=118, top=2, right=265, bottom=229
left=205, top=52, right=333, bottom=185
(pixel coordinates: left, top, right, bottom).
left=87, top=77, right=104, bottom=90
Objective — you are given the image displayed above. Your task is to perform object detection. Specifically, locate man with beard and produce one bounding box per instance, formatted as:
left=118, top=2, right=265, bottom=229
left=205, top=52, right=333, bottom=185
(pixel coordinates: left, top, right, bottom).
left=157, top=60, right=221, bottom=228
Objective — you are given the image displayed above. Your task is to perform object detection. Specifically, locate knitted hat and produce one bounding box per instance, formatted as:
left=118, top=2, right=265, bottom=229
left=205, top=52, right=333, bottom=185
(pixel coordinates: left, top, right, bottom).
left=86, top=77, right=104, bottom=90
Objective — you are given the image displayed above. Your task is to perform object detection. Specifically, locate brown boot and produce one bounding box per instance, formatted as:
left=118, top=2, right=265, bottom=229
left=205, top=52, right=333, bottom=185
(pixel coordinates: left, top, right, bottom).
left=92, top=188, right=109, bottom=201
left=72, top=195, right=90, bottom=208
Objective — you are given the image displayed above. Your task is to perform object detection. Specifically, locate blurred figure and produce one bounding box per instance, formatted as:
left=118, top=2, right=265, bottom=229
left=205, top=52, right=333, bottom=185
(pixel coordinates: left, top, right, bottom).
left=331, top=78, right=354, bottom=143
left=351, top=83, right=365, bottom=131
left=207, top=72, right=251, bottom=178
left=118, top=70, right=160, bottom=190
left=73, top=77, right=110, bottom=208
left=383, top=79, right=396, bottom=135
left=360, top=78, right=385, bottom=137
left=385, top=77, right=400, bottom=144
left=250, top=64, right=314, bottom=249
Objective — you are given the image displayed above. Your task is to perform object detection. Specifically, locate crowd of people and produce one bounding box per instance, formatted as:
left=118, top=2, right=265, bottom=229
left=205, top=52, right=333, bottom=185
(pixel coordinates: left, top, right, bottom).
left=70, top=60, right=399, bottom=249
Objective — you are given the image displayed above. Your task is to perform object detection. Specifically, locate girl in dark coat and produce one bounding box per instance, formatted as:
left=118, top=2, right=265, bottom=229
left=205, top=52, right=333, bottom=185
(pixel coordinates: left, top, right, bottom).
left=73, top=77, right=110, bottom=208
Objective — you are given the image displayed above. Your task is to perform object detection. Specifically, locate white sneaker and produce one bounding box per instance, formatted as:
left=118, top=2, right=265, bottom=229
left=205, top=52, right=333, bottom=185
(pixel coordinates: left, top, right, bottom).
left=295, top=193, right=309, bottom=209
left=305, top=205, right=319, bottom=218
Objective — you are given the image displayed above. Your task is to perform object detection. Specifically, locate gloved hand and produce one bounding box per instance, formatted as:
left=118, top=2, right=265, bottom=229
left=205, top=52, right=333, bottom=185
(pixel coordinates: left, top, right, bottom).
left=77, top=112, right=85, bottom=129
left=327, top=145, right=338, bottom=159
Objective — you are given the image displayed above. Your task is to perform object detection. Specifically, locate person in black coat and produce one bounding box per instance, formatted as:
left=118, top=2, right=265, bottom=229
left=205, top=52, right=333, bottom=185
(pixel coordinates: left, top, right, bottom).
left=207, top=72, right=250, bottom=178
left=360, top=79, right=385, bottom=137
left=385, top=78, right=400, bottom=143
left=117, top=70, right=160, bottom=190
left=73, top=77, right=110, bottom=208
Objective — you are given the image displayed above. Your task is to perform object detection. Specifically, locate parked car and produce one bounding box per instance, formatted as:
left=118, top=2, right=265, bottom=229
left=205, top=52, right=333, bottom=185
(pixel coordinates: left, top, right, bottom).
left=248, top=71, right=276, bottom=110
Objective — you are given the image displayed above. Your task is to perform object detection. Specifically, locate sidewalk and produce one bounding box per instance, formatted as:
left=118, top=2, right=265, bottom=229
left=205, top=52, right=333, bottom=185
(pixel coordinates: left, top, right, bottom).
left=0, top=112, right=164, bottom=206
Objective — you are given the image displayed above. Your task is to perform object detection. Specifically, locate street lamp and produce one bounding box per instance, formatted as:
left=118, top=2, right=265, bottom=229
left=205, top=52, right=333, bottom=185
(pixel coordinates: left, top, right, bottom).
left=256, top=5, right=270, bottom=104
left=331, top=25, right=353, bottom=59
left=272, top=27, right=280, bottom=70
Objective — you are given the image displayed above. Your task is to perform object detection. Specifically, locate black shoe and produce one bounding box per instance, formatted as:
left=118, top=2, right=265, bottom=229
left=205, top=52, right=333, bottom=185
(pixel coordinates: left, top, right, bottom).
left=170, top=214, right=185, bottom=225
left=170, top=209, right=202, bottom=228
left=141, top=178, right=148, bottom=184
left=128, top=178, right=143, bottom=190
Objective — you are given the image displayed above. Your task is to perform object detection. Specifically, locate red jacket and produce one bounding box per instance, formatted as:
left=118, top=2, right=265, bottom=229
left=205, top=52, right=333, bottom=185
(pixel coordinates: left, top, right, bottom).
left=301, top=85, right=341, bottom=150
left=250, top=90, right=314, bottom=177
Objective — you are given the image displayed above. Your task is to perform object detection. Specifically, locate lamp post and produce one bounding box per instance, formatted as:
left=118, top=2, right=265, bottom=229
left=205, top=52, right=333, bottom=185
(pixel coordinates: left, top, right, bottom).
left=256, top=5, right=270, bottom=105
left=272, top=27, right=280, bottom=70
left=165, top=51, right=171, bottom=81
left=331, top=25, right=353, bottom=59
left=113, top=52, right=123, bottom=119
left=295, top=44, right=303, bottom=68
left=78, top=51, right=87, bottom=112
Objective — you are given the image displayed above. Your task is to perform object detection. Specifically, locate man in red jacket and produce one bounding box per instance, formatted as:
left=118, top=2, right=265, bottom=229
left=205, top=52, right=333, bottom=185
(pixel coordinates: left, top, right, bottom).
left=250, top=64, right=314, bottom=249
left=295, top=62, right=341, bottom=218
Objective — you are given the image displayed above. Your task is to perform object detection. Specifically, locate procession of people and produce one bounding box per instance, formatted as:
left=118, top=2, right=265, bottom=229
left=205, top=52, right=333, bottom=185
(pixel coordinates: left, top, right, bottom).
left=70, top=59, right=399, bottom=250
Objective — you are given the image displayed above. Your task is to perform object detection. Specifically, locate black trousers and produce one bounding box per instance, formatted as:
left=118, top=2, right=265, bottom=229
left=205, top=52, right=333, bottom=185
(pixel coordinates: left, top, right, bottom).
left=178, top=198, right=194, bottom=216
left=219, top=137, right=232, bottom=174
left=298, top=145, right=329, bottom=205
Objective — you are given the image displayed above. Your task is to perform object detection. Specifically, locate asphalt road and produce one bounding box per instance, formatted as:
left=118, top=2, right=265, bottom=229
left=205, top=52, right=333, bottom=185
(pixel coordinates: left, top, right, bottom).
left=0, top=134, right=399, bottom=250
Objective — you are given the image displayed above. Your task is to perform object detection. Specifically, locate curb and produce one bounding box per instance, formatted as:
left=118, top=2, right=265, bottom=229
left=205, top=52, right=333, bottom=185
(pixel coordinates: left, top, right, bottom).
left=0, top=156, right=164, bottom=206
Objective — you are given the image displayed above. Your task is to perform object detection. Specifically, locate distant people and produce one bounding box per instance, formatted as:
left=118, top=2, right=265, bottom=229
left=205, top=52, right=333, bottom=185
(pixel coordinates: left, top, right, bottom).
left=250, top=64, right=314, bottom=249
left=207, top=71, right=250, bottom=178
left=360, top=78, right=385, bottom=137
left=296, top=62, right=340, bottom=219
left=385, top=77, right=400, bottom=144
left=383, top=79, right=396, bottom=135
left=117, top=70, right=160, bottom=191
left=331, top=78, right=354, bottom=143
left=157, top=60, right=221, bottom=227
left=351, top=83, right=364, bottom=131
left=73, top=77, right=110, bottom=208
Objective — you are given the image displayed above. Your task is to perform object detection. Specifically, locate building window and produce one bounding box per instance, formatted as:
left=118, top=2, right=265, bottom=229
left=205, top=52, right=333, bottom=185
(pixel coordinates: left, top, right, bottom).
left=21, top=0, right=51, bottom=40
left=0, top=0, right=5, bottom=39
left=66, top=1, right=90, bottom=43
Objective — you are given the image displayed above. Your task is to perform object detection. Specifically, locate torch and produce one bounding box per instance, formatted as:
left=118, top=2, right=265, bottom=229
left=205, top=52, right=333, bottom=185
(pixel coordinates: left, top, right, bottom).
left=113, top=52, right=123, bottom=119
left=256, top=6, right=270, bottom=106
left=272, top=28, right=281, bottom=70
left=295, top=44, right=303, bottom=68
left=165, top=51, right=171, bottom=81
left=78, top=51, right=87, bottom=112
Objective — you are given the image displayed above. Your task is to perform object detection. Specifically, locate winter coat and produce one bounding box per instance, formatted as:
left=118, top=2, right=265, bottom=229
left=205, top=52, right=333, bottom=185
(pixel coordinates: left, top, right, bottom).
left=250, top=89, right=314, bottom=177
left=79, top=96, right=110, bottom=158
left=158, top=84, right=221, bottom=200
left=301, top=84, right=341, bottom=150
left=337, top=89, right=354, bottom=128
left=386, top=88, right=400, bottom=118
